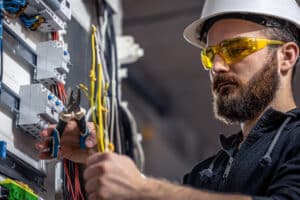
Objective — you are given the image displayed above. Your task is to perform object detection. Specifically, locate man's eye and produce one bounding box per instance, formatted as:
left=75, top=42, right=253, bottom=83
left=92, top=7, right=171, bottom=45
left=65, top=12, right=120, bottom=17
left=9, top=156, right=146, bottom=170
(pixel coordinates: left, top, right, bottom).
left=228, top=47, right=248, bottom=55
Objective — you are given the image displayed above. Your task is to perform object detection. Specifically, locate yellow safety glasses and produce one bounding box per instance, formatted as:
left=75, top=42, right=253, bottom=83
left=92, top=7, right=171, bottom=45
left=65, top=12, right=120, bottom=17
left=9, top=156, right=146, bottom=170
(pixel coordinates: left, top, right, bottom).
left=200, top=37, right=285, bottom=70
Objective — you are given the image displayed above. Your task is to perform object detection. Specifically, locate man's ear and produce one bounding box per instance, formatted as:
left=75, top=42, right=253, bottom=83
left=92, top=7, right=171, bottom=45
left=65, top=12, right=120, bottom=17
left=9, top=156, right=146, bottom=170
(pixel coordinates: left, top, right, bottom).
left=278, top=42, right=299, bottom=74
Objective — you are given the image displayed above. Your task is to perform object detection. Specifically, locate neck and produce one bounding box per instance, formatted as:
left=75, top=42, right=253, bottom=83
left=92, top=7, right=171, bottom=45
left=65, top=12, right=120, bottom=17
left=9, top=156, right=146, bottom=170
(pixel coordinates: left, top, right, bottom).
left=240, top=88, right=297, bottom=139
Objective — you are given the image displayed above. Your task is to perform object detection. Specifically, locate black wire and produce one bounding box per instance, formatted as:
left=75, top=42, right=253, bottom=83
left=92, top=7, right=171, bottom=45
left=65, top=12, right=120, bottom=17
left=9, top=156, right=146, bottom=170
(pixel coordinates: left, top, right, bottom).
left=103, top=3, right=121, bottom=153
left=104, top=2, right=133, bottom=155
left=107, top=4, right=118, bottom=98
left=62, top=161, right=68, bottom=200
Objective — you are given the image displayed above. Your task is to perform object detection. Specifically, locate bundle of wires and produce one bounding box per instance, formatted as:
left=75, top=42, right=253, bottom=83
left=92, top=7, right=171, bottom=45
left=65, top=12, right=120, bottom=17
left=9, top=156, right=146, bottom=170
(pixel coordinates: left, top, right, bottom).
left=84, top=0, right=144, bottom=171
left=19, top=14, right=38, bottom=28
left=85, top=0, right=123, bottom=155
left=51, top=32, right=85, bottom=200
left=88, top=25, right=111, bottom=153
left=94, top=1, right=129, bottom=156
left=3, top=0, right=26, bottom=13
left=85, top=0, right=140, bottom=157
left=52, top=81, right=85, bottom=200
left=3, top=0, right=44, bottom=30
left=95, top=0, right=145, bottom=170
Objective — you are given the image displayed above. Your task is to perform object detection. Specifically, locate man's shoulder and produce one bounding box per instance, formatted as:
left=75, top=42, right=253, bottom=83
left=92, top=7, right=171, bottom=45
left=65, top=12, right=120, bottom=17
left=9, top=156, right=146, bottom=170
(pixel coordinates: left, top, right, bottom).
left=281, top=118, right=300, bottom=150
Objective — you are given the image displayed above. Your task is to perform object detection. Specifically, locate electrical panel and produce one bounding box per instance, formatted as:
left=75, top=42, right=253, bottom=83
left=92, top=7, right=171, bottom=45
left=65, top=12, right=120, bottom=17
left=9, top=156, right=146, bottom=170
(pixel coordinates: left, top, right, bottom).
left=36, top=40, right=70, bottom=86
left=0, top=0, right=145, bottom=199
left=18, top=83, right=64, bottom=138
left=0, top=0, right=75, bottom=199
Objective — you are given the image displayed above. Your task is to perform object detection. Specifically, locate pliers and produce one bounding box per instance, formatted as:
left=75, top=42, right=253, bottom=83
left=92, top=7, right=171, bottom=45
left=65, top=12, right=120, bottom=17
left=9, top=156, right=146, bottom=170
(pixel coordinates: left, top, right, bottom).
left=50, top=87, right=90, bottom=158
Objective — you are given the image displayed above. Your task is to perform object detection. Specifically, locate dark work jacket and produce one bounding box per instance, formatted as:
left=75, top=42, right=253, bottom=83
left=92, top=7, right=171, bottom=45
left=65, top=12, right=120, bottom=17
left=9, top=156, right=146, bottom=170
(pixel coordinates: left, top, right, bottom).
left=183, top=108, right=300, bottom=200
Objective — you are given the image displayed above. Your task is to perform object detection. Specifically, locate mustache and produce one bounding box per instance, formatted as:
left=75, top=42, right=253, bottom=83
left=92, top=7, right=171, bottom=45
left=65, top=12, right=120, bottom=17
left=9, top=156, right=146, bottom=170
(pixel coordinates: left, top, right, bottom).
left=213, top=74, right=241, bottom=93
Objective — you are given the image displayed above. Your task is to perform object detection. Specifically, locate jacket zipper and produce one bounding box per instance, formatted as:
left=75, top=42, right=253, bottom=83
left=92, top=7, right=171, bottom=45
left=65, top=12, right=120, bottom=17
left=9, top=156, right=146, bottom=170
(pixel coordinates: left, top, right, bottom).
left=219, top=156, right=234, bottom=188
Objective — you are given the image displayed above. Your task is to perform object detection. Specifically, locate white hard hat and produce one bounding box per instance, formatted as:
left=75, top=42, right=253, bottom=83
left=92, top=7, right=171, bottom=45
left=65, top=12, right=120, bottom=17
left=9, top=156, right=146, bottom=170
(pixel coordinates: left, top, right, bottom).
left=183, top=0, right=300, bottom=48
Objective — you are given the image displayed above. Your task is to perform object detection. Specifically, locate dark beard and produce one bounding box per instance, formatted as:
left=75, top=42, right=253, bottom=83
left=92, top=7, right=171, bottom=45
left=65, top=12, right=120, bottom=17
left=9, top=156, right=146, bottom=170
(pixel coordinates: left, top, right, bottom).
left=212, top=53, right=279, bottom=124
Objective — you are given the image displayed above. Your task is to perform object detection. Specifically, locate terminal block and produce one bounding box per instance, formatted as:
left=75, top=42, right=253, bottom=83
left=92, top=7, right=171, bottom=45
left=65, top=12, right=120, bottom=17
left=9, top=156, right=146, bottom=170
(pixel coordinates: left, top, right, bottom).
left=0, top=179, right=41, bottom=200
left=24, top=0, right=66, bottom=32
left=18, top=83, right=64, bottom=138
left=36, top=40, right=70, bottom=86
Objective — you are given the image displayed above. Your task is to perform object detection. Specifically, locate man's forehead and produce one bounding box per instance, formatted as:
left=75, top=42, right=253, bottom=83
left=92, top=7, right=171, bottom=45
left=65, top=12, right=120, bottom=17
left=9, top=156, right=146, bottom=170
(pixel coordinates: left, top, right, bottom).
left=206, top=19, right=267, bottom=44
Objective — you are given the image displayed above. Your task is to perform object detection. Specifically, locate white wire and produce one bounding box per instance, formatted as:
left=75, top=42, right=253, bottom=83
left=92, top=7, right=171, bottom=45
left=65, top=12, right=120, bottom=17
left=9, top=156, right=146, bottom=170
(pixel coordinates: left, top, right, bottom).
left=114, top=100, right=122, bottom=153
left=120, top=102, right=145, bottom=171
left=86, top=106, right=96, bottom=123
left=97, top=10, right=113, bottom=149
left=104, top=6, right=120, bottom=153
left=99, top=10, right=110, bottom=84
left=95, top=28, right=110, bottom=151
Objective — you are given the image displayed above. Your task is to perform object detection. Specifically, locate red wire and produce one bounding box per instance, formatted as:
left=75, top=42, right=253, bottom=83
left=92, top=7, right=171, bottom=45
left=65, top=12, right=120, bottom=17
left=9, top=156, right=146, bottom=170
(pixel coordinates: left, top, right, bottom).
left=57, top=83, right=66, bottom=104
left=63, top=161, right=85, bottom=200
left=64, top=159, right=76, bottom=199
left=58, top=84, right=62, bottom=100
left=51, top=31, right=59, bottom=41
left=56, top=84, right=61, bottom=100
left=56, top=83, right=67, bottom=104
left=61, top=83, right=67, bottom=104
left=74, top=163, right=85, bottom=200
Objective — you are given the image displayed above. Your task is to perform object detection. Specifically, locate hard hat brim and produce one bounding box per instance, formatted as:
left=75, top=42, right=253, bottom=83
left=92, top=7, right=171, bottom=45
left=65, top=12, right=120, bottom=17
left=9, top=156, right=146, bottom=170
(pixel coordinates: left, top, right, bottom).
left=183, top=18, right=205, bottom=49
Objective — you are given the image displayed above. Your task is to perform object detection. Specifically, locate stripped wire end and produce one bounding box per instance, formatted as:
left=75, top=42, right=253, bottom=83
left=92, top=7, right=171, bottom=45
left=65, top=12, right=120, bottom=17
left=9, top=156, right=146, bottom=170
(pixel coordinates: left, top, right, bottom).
left=91, top=24, right=97, bottom=34
left=79, top=83, right=89, bottom=99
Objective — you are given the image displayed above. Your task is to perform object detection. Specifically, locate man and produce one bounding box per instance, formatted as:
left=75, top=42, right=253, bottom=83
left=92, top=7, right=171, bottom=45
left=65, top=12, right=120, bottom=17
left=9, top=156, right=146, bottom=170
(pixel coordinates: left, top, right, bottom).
left=36, top=0, right=300, bottom=199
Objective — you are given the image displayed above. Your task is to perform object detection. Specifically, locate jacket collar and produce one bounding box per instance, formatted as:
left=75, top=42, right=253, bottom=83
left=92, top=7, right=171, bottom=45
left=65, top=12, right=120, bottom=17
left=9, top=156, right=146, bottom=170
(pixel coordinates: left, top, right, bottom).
left=219, top=107, right=300, bottom=156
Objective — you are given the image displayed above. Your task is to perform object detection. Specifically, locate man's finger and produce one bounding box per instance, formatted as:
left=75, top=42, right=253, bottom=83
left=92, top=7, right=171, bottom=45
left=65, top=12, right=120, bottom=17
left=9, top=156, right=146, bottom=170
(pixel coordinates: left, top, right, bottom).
left=38, top=152, right=53, bottom=160
left=35, top=141, right=50, bottom=150
left=85, top=134, right=97, bottom=148
left=84, top=161, right=106, bottom=181
left=84, top=177, right=100, bottom=193
left=87, top=192, right=98, bottom=200
left=86, top=152, right=112, bottom=166
left=64, top=120, right=80, bottom=134
left=39, top=124, right=56, bottom=137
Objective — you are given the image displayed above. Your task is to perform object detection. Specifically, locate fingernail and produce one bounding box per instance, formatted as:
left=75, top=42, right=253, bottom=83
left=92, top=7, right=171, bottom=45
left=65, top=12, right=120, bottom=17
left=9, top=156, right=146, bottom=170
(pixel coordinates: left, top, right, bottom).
left=58, top=150, right=63, bottom=158
left=85, top=139, right=94, bottom=147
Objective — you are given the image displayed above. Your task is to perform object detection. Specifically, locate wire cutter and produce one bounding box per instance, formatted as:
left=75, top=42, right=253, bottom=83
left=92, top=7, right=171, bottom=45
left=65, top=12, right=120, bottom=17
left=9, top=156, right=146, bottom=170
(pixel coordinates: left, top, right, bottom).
left=50, top=87, right=90, bottom=158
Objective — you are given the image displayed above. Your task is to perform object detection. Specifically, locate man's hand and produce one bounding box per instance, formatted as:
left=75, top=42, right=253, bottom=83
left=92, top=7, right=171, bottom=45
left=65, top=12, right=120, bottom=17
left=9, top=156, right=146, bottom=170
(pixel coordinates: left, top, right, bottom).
left=83, top=152, right=252, bottom=200
left=35, top=120, right=97, bottom=163
left=83, top=152, right=146, bottom=200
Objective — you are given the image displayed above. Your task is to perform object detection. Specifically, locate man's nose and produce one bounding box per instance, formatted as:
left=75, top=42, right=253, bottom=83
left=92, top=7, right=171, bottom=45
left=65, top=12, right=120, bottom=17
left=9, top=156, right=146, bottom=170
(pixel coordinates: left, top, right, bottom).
left=211, top=55, right=230, bottom=75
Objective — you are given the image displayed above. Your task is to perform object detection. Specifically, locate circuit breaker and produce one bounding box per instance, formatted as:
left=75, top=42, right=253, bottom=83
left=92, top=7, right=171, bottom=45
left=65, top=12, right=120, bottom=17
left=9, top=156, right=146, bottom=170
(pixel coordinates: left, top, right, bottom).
left=36, top=40, right=70, bottom=86
left=43, top=0, right=72, bottom=21
left=24, top=0, right=67, bottom=32
left=18, top=83, right=64, bottom=137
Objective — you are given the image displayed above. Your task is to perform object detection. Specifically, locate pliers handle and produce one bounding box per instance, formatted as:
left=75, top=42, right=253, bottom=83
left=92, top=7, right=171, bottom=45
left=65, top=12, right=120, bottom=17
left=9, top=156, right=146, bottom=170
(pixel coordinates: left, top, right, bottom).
left=49, top=88, right=90, bottom=158
left=50, top=111, right=72, bottom=158
left=74, top=108, right=90, bottom=149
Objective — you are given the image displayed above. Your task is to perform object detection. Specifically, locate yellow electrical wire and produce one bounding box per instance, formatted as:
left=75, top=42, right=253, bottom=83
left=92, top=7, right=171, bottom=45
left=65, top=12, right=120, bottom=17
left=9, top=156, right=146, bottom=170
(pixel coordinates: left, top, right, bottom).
left=89, top=25, right=115, bottom=153
left=90, top=25, right=104, bottom=152
left=103, top=83, right=110, bottom=151
left=79, top=83, right=89, bottom=98
left=96, top=42, right=105, bottom=152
